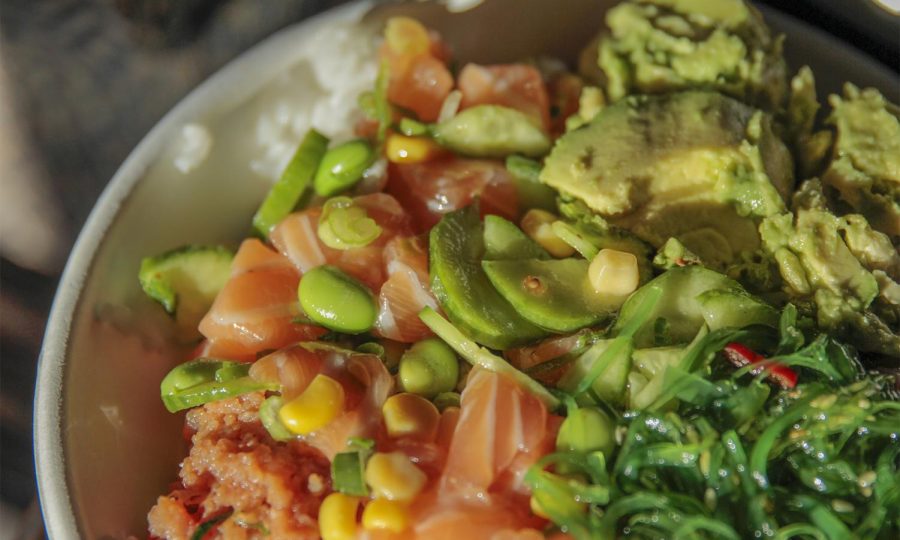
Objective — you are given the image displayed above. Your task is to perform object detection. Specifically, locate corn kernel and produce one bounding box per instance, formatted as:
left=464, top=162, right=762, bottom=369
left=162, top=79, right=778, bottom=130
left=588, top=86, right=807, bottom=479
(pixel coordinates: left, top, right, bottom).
left=520, top=209, right=575, bottom=258
left=319, top=493, right=360, bottom=540
left=386, top=134, right=444, bottom=164
left=382, top=393, right=440, bottom=441
left=385, top=17, right=430, bottom=56
left=279, top=374, right=345, bottom=435
left=588, top=248, right=639, bottom=299
left=365, top=451, right=427, bottom=501
left=362, top=498, right=410, bottom=533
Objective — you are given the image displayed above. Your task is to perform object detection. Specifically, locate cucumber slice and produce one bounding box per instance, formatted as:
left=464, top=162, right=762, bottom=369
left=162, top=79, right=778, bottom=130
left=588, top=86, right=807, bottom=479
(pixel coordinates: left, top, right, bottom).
left=613, top=266, right=738, bottom=348
left=482, top=258, right=617, bottom=333
left=139, top=245, right=233, bottom=337
left=505, top=156, right=557, bottom=213
left=696, top=288, right=779, bottom=331
left=631, top=346, right=684, bottom=378
left=432, top=105, right=551, bottom=158
left=429, top=205, right=545, bottom=349
left=252, top=129, right=329, bottom=238
left=558, top=338, right=632, bottom=407
left=483, top=215, right=549, bottom=261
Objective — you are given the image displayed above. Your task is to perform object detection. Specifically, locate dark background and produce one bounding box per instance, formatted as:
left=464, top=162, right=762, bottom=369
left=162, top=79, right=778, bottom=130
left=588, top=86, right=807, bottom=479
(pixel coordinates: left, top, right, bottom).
left=0, top=0, right=896, bottom=537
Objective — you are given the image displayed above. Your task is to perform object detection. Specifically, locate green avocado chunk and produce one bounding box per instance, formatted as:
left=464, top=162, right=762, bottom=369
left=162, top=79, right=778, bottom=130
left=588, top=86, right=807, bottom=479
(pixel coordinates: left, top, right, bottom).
left=598, top=0, right=787, bottom=109
left=139, top=245, right=233, bottom=339
left=820, top=85, right=900, bottom=239
left=613, top=266, right=776, bottom=348
left=482, top=258, right=618, bottom=332
left=760, top=179, right=900, bottom=357
left=541, top=91, right=793, bottom=269
left=483, top=215, right=549, bottom=261
left=429, top=205, right=546, bottom=349
left=432, top=105, right=551, bottom=158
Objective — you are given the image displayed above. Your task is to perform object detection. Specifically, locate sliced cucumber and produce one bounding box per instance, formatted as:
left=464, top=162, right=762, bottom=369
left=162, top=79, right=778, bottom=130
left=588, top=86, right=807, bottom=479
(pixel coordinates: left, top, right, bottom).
left=482, top=258, right=617, bottom=332
left=429, top=205, right=546, bottom=349
left=613, top=266, right=738, bottom=348
left=696, top=288, right=779, bottom=331
left=558, top=338, right=632, bottom=408
left=483, top=215, right=549, bottom=261
left=139, top=245, right=233, bottom=338
left=432, top=105, right=551, bottom=158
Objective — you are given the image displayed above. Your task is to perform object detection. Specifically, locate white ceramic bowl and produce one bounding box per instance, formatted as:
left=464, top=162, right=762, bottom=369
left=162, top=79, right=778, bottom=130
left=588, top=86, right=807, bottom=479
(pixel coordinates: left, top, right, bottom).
left=34, top=1, right=898, bottom=538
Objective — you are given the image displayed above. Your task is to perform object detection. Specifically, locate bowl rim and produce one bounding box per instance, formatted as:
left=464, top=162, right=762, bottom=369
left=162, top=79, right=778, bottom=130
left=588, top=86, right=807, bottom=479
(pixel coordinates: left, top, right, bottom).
left=32, top=2, right=373, bottom=537
left=32, top=1, right=898, bottom=538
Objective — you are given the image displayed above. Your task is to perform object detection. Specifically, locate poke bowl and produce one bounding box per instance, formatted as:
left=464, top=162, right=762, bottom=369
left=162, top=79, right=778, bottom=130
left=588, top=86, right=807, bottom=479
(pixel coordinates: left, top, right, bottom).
left=34, top=0, right=899, bottom=539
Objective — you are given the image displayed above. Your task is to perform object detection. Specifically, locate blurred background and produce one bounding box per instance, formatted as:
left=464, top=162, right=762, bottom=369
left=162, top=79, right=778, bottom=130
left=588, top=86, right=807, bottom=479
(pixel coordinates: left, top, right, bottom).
left=0, top=0, right=896, bottom=538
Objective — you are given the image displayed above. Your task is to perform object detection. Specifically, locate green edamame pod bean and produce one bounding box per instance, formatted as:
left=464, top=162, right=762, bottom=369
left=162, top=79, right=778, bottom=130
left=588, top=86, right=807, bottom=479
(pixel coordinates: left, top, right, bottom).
left=298, top=265, right=376, bottom=334
left=433, top=391, right=461, bottom=411
left=398, top=337, right=460, bottom=398
left=556, top=407, right=616, bottom=458
left=314, top=139, right=376, bottom=197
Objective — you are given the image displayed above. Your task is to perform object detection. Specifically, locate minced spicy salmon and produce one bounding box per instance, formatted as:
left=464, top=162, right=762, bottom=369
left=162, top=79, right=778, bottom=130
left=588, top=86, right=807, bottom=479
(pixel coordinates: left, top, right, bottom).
left=148, top=393, right=330, bottom=540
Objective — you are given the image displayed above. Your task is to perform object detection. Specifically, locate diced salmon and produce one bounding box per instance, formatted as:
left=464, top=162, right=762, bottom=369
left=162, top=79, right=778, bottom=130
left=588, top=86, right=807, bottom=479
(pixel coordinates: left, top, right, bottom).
left=504, top=330, right=592, bottom=385
left=375, top=236, right=437, bottom=343
left=387, top=158, right=519, bottom=233
left=380, top=18, right=453, bottom=122
left=548, top=72, right=584, bottom=136
left=458, top=64, right=551, bottom=131
left=270, top=193, right=411, bottom=291
left=441, top=368, right=560, bottom=498
left=199, top=242, right=325, bottom=361
left=409, top=490, right=546, bottom=540
left=301, top=351, right=394, bottom=459
left=230, top=238, right=295, bottom=275
left=249, top=345, right=324, bottom=400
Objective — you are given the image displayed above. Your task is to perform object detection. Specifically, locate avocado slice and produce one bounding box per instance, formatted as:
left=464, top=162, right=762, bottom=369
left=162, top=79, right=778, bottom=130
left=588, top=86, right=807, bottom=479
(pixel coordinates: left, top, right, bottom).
left=482, top=258, right=618, bottom=332
left=483, top=215, right=549, bottom=261
left=540, top=91, right=792, bottom=269
left=139, top=245, right=234, bottom=339
left=613, top=266, right=775, bottom=348
left=429, top=205, right=546, bottom=349
left=598, top=0, right=787, bottom=109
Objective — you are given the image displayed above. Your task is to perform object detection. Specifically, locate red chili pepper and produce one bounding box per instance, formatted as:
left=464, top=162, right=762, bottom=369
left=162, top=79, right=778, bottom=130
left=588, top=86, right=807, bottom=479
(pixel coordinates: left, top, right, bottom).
left=723, top=342, right=798, bottom=389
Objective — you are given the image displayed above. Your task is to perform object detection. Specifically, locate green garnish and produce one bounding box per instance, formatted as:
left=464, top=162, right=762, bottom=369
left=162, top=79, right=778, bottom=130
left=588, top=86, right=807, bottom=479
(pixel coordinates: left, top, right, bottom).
left=317, top=196, right=382, bottom=250
left=252, top=129, right=329, bottom=238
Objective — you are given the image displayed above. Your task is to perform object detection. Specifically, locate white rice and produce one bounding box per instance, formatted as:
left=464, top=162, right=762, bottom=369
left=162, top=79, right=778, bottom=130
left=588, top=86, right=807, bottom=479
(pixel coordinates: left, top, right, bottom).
left=249, top=18, right=379, bottom=182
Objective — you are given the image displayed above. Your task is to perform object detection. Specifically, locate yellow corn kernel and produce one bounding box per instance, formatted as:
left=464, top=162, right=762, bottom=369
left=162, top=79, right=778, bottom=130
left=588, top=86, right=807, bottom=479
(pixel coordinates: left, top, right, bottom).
left=279, top=374, right=345, bottom=435
left=385, top=17, right=430, bottom=56
left=319, top=493, right=360, bottom=540
left=588, top=248, right=639, bottom=299
left=365, top=451, right=427, bottom=501
left=362, top=498, right=410, bottom=533
left=386, top=134, right=444, bottom=164
left=382, top=393, right=440, bottom=441
left=520, top=209, right=575, bottom=258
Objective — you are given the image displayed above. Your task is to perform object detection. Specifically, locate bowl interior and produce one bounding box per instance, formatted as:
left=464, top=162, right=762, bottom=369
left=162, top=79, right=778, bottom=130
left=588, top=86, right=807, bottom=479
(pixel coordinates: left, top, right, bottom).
left=36, top=1, right=898, bottom=538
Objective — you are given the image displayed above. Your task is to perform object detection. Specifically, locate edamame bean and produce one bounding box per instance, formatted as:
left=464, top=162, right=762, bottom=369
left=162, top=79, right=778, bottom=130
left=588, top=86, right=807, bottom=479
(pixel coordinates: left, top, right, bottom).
left=433, top=391, right=461, bottom=411
left=314, top=139, right=375, bottom=197
left=398, top=338, right=459, bottom=398
left=298, top=265, right=377, bottom=334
